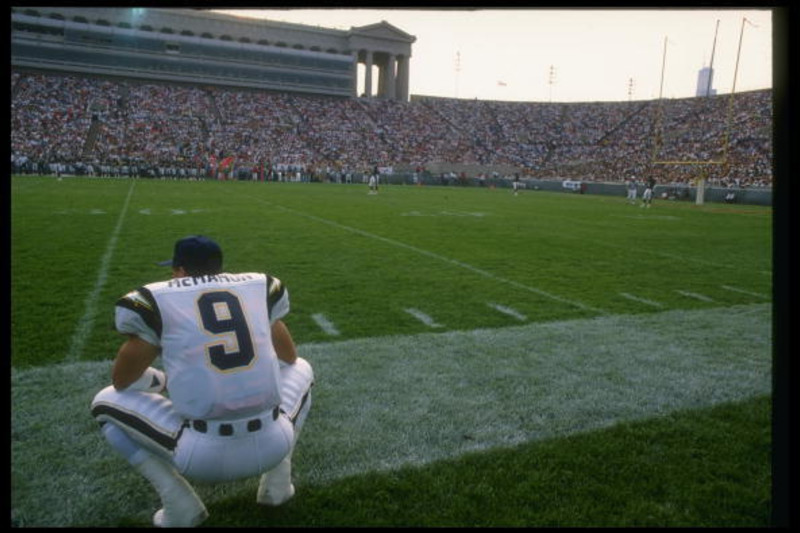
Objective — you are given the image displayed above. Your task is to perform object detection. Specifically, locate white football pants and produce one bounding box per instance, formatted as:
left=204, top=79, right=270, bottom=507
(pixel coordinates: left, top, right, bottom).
left=91, top=357, right=314, bottom=483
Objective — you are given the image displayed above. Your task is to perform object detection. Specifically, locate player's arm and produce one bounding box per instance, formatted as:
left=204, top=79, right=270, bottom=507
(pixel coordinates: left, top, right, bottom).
left=271, top=320, right=297, bottom=364
left=266, top=275, right=296, bottom=364
left=112, top=334, right=162, bottom=391
left=112, top=287, right=166, bottom=392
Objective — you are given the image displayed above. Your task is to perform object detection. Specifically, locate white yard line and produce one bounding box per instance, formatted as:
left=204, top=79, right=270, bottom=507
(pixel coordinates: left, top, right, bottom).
left=720, top=285, right=770, bottom=299
left=487, top=302, right=527, bottom=321
left=311, top=313, right=341, bottom=336
left=675, top=290, right=715, bottom=303
left=259, top=200, right=605, bottom=315
left=65, top=181, right=136, bottom=362
left=618, top=292, right=665, bottom=308
left=404, top=308, right=444, bottom=328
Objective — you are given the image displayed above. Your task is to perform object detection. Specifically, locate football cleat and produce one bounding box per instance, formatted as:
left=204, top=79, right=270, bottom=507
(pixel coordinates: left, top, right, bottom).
left=153, top=505, right=208, bottom=528
left=257, top=481, right=295, bottom=507
left=257, top=456, right=295, bottom=506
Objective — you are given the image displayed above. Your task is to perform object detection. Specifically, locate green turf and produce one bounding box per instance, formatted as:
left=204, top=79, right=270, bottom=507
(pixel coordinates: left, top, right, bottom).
left=199, top=396, right=771, bottom=528
left=11, top=177, right=771, bottom=368
left=10, top=176, right=773, bottom=526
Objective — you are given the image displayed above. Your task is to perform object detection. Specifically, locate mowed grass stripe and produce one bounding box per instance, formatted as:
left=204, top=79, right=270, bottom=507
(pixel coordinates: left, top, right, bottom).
left=11, top=303, right=770, bottom=526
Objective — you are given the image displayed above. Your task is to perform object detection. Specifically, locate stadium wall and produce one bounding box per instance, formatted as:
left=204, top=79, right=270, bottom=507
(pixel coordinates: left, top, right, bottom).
left=382, top=173, right=772, bottom=206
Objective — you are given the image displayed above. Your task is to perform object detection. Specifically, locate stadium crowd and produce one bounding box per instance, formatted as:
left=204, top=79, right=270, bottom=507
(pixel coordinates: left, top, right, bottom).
left=11, top=70, right=772, bottom=187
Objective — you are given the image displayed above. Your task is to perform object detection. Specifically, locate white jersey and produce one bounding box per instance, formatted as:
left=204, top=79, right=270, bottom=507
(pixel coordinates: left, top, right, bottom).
left=115, top=272, right=289, bottom=420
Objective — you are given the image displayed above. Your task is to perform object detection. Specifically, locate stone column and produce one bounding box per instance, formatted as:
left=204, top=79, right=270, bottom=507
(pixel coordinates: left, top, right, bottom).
left=376, top=54, right=387, bottom=98
left=386, top=54, right=396, bottom=100
left=364, top=50, right=373, bottom=97
left=396, top=55, right=409, bottom=102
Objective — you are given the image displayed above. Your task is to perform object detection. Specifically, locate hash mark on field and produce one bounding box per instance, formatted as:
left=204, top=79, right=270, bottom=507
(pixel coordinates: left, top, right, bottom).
left=311, top=313, right=340, bottom=336
left=488, top=303, right=527, bottom=321
left=404, top=308, right=443, bottom=328
left=675, top=290, right=715, bottom=303
left=720, top=285, right=770, bottom=299
left=618, top=292, right=664, bottom=308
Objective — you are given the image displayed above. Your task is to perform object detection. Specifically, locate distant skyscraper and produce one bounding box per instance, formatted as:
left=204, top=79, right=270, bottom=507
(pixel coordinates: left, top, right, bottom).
left=696, top=66, right=717, bottom=97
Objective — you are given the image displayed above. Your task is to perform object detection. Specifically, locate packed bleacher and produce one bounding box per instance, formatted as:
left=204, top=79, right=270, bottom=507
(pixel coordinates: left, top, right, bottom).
left=10, top=70, right=772, bottom=187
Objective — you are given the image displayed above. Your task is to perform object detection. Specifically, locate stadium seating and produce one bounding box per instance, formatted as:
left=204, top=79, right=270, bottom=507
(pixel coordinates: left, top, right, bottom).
left=10, top=70, right=772, bottom=188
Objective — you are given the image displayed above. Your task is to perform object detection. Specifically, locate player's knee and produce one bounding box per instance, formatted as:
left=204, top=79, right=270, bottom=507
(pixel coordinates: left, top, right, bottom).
left=282, top=357, right=313, bottom=384
left=293, top=357, right=314, bottom=383
left=91, top=384, right=119, bottom=412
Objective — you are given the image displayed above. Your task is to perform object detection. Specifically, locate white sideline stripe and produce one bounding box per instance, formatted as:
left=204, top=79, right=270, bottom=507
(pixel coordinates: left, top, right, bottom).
left=618, top=292, right=664, bottom=308
left=311, top=313, right=340, bottom=336
left=65, top=181, right=136, bottom=362
left=404, top=308, right=443, bottom=328
left=488, top=302, right=527, bottom=321
left=10, top=304, right=771, bottom=526
left=675, top=290, right=715, bottom=303
left=257, top=200, right=604, bottom=315
left=721, top=284, right=770, bottom=299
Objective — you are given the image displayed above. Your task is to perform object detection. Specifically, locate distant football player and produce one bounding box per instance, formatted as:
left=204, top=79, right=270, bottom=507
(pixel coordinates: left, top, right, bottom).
left=626, top=177, right=638, bottom=204
left=368, top=173, right=378, bottom=194
left=641, top=176, right=656, bottom=208
left=91, top=235, right=314, bottom=527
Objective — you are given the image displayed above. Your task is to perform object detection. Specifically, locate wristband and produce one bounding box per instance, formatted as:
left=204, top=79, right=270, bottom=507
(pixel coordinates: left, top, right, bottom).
left=127, top=367, right=166, bottom=393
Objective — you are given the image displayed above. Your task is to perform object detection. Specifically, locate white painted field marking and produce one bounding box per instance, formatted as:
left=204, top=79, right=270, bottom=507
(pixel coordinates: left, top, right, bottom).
left=488, top=302, right=527, bottom=321
left=618, top=292, right=664, bottom=308
left=404, top=308, right=443, bottom=328
left=138, top=208, right=205, bottom=216
left=400, top=210, right=486, bottom=217
left=11, top=304, right=770, bottom=525
left=311, top=313, right=340, bottom=336
left=65, top=180, right=136, bottom=362
left=613, top=214, right=680, bottom=221
left=721, top=285, right=770, bottom=299
left=257, top=200, right=604, bottom=315
left=676, top=290, right=715, bottom=303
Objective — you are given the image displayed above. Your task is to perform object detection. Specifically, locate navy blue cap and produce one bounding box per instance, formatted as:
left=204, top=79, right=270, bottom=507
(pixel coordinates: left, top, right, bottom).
left=158, top=235, right=223, bottom=275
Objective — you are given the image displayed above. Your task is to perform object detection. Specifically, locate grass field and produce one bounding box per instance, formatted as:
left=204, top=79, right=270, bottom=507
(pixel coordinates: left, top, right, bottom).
left=11, top=176, right=773, bottom=526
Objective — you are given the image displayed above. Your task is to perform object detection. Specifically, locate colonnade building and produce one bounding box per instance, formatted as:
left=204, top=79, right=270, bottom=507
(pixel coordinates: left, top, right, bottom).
left=11, top=7, right=416, bottom=101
